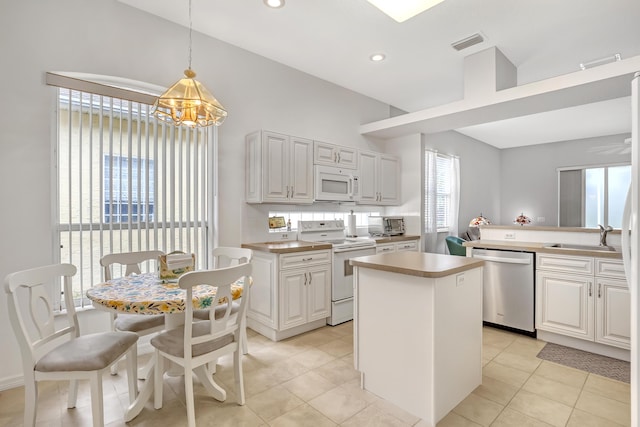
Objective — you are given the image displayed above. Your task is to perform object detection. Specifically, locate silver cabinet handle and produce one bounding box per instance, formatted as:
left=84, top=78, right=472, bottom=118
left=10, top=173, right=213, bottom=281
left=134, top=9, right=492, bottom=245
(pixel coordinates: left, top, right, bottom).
left=308, top=272, right=312, bottom=285
left=589, top=282, right=593, bottom=297
left=598, top=283, right=602, bottom=298
left=302, top=257, right=313, bottom=261
left=334, top=152, right=338, bottom=162
left=303, top=272, right=308, bottom=285
left=337, top=152, right=341, bottom=163
left=290, top=186, right=294, bottom=197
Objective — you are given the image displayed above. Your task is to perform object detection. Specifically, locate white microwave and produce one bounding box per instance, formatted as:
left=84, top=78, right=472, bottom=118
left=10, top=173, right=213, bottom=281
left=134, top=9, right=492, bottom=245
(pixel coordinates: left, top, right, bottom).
left=314, top=165, right=360, bottom=202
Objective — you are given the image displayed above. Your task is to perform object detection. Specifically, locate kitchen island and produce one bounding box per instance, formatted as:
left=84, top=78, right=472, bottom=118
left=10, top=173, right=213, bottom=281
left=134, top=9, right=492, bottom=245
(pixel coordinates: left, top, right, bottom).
left=350, top=251, right=484, bottom=426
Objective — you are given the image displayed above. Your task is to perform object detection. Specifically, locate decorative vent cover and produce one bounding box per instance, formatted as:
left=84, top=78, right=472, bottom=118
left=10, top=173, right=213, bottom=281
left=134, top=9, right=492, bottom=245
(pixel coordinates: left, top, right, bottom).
left=451, top=33, right=484, bottom=51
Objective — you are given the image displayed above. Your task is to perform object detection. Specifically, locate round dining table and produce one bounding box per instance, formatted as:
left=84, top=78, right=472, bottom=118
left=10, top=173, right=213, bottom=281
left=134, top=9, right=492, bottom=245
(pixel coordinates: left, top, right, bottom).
left=86, top=272, right=246, bottom=421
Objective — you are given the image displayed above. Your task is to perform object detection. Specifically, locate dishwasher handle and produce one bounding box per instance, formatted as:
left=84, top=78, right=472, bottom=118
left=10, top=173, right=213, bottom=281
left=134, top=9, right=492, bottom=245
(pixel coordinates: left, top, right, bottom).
left=472, top=254, right=531, bottom=264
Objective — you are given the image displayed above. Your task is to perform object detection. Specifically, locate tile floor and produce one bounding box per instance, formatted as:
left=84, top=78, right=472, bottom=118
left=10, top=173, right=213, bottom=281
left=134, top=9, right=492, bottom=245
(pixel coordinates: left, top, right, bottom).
left=0, top=324, right=631, bottom=426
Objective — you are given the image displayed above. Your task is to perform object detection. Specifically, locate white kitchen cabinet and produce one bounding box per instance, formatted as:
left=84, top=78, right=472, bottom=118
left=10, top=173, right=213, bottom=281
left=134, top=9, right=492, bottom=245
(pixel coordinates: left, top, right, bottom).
left=245, top=130, right=314, bottom=204
left=375, top=238, right=420, bottom=254
left=313, top=140, right=358, bottom=169
left=536, top=254, right=629, bottom=350
left=246, top=248, right=331, bottom=341
left=358, top=150, right=400, bottom=205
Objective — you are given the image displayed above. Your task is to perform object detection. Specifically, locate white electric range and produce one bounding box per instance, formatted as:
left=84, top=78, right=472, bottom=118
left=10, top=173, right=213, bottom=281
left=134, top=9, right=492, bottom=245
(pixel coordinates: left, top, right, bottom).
left=297, top=220, right=376, bottom=325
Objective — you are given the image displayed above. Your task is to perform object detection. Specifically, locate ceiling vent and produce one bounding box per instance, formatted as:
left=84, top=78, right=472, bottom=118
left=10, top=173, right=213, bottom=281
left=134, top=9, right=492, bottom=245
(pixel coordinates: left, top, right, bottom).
left=451, top=33, right=484, bottom=51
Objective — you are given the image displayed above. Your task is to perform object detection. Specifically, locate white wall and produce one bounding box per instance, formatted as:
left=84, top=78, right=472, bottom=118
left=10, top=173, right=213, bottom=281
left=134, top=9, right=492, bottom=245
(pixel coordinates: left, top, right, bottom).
left=500, top=133, right=631, bottom=226
left=0, top=0, right=390, bottom=388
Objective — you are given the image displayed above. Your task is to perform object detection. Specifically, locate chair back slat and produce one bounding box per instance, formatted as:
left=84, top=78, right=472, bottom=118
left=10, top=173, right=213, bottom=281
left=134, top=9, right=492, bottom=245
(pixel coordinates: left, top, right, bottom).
left=101, top=250, right=165, bottom=280
left=212, top=247, right=253, bottom=269
left=28, top=285, right=55, bottom=339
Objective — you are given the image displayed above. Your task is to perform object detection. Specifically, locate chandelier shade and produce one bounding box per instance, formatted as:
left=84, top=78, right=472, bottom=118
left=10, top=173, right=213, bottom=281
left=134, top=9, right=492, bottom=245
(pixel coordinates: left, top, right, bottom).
left=153, top=69, right=227, bottom=127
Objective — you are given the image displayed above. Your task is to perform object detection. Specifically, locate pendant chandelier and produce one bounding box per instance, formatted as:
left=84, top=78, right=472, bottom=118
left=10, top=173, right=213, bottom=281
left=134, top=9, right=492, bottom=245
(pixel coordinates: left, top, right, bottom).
left=152, top=0, right=227, bottom=127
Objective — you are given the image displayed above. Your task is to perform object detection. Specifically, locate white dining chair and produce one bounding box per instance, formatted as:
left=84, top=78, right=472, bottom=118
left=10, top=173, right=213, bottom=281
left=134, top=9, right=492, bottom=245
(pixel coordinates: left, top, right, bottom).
left=193, top=247, right=253, bottom=354
left=101, top=250, right=165, bottom=376
left=4, top=263, right=139, bottom=427
left=151, top=262, right=252, bottom=427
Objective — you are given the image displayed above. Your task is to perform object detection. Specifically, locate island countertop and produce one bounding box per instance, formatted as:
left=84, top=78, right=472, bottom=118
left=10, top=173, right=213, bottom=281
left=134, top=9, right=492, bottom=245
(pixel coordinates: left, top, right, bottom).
left=463, top=239, right=622, bottom=259
left=350, top=251, right=484, bottom=278
left=242, top=240, right=332, bottom=254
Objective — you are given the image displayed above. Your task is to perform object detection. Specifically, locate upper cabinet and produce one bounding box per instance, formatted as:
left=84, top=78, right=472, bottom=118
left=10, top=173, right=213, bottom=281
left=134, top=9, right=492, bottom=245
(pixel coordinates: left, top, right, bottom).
left=246, top=130, right=314, bottom=204
left=358, top=151, right=400, bottom=205
left=313, top=141, right=358, bottom=170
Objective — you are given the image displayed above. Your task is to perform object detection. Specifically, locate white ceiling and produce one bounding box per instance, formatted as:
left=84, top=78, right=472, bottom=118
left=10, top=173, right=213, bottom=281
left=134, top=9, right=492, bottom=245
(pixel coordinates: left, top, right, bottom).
left=119, top=0, right=640, bottom=148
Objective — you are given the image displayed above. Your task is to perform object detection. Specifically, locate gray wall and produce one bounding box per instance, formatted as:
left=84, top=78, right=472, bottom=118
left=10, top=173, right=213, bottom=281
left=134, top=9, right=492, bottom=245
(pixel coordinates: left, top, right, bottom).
left=0, top=0, right=390, bottom=387
left=500, top=133, right=631, bottom=226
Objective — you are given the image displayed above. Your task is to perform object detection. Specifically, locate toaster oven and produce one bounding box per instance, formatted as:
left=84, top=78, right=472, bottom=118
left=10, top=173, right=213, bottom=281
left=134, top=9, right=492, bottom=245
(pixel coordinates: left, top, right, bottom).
left=368, top=216, right=405, bottom=236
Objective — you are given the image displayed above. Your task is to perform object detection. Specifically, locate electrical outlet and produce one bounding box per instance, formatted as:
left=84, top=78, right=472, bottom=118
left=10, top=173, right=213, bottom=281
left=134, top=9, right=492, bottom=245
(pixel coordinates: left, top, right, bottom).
left=505, top=233, right=515, bottom=239
left=537, top=217, right=545, bottom=223
left=456, top=273, right=465, bottom=287
left=281, top=233, right=289, bottom=239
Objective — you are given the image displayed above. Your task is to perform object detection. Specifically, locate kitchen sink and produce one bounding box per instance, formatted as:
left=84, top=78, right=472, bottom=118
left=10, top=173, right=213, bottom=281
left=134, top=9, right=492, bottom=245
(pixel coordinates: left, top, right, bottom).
left=545, top=243, right=618, bottom=252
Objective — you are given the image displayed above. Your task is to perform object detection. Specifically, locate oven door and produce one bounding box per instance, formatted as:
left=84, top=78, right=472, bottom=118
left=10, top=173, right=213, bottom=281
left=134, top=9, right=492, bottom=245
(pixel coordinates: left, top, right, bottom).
left=332, top=247, right=376, bottom=301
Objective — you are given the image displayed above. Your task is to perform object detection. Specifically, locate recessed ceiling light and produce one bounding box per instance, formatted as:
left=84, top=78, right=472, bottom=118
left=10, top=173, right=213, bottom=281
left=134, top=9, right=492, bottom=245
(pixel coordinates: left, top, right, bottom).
left=264, top=0, right=285, bottom=8
left=370, top=53, right=386, bottom=62
left=367, top=0, right=445, bottom=23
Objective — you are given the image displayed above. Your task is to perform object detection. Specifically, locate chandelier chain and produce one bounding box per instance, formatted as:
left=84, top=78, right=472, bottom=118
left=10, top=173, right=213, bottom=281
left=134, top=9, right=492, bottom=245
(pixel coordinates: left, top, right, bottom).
left=188, top=0, right=192, bottom=70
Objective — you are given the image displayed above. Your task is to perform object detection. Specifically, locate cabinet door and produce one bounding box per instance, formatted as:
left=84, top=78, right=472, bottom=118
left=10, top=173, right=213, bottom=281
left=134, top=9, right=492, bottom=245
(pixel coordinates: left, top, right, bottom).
left=279, top=269, right=307, bottom=330
left=596, top=278, right=631, bottom=349
left=262, top=131, right=290, bottom=203
left=313, top=141, right=337, bottom=166
left=336, top=146, right=358, bottom=169
left=358, top=151, right=378, bottom=203
left=247, top=252, right=277, bottom=328
left=289, top=137, right=314, bottom=203
left=307, top=265, right=331, bottom=322
left=536, top=271, right=594, bottom=341
left=245, top=131, right=262, bottom=203
left=378, top=155, right=400, bottom=205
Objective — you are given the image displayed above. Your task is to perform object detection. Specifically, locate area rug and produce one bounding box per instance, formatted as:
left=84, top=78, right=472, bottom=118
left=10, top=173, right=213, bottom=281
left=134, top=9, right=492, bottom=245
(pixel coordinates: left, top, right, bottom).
left=536, top=342, right=630, bottom=383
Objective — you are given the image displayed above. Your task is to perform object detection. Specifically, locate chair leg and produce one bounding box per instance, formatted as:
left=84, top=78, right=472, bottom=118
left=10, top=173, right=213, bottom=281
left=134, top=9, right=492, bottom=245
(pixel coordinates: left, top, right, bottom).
left=110, top=312, right=119, bottom=376
left=67, top=379, right=78, bottom=408
left=233, top=348, right=245, bottom=405
left=89, top=373, right=105, bottom=427
left=154, top=351, right=164, bottom=409
left=241, top=323, right=248, bottom=355
left=125, top=345, right=138, bottom=403
left=23, top=373, right=37, bottom=427
left=184, top=366, right=196, bottom=427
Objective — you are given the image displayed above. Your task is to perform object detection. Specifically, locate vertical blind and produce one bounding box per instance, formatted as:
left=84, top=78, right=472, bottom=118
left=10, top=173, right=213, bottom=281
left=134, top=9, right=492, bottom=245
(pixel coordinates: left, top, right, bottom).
left=54, top=84, right=212, bottom=309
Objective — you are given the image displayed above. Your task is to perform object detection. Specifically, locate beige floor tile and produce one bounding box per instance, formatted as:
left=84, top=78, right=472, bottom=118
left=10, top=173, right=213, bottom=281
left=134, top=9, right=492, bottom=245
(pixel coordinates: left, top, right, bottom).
left=567, top=408, right=626, bottom=427
left=473, top=375, right=519, bottom=405
left=339, top=378, right=379, bottom=405
left=312, top=358, right=361, bottom=385
left=435, top=412, right=482, bottom=426
left=507, top=390, right=572, bottom=427
left=317, top=338, right=353, bottom=358
left=233, top=367, right=281, bottom=398
left=502, top=337, right=547, bottom=358
left=583, top=374, right=631, bottom=404
left=491, top=407, right=553, bottom=426
left=575, top=390, right=631, bottom=426
left=263, top=358, right=310, bottom=383
left=493, top=351, right=542, bottom=374
left=281, top=371, right=338, bottom=401
left=341, top=404, right=410, bottom=427
left=532, top=360, right=588, bottom=389
left=290, top=348, right=336, bottom=370
left=328, top=321, right=353, bottom=337
left=483, top=361, right=532, bottom=388
left=292, top=329, right=342, bottom=348
left=482, top=344, right=503, bottom=362
left=522, top=374, right=582, bottom=406
left=269, top=403, right=336, bottom=427
left=308, top=385, right=370, bottom=424
left=246, top=384, right=304, bottom=422
left=370, top=396, right=421, bottom=425
left=452, top=393, right=503, bottom=426
left=196, top=402, right=266, bottom=426
left=482, top=327, right=518, bottom=349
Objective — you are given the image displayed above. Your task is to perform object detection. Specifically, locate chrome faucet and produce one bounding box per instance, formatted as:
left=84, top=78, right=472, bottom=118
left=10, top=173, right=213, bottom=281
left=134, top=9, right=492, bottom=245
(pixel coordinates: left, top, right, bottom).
left=598, top=224, right=613, bottom=246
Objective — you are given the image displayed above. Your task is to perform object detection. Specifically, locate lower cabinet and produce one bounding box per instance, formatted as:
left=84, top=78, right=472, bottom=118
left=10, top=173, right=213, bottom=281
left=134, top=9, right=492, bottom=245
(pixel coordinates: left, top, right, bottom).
left=375, top=238, right=420, bottom=254
left=247, top=249, right=331, bottom=341
left=536, top=254, right=630, bottom=350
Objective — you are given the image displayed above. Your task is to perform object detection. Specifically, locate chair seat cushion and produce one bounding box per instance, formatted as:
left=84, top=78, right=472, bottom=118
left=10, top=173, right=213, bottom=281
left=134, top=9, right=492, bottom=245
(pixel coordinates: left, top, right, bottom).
left=151, top=321, right=234, bottom=358
left=115, top=313, right=165, bottom=333
left=35, top=331, right=138, bottom=372
left=193, top=301, right=241, bottom=321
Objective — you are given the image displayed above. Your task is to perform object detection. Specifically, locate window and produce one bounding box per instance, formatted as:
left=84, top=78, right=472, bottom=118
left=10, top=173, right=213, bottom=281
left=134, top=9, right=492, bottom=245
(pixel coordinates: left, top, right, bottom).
left=424, top=150, right=460, bottom=234
left=559, top=164, right=631, bottom=228
left=54, top=83, right=213, bottom=309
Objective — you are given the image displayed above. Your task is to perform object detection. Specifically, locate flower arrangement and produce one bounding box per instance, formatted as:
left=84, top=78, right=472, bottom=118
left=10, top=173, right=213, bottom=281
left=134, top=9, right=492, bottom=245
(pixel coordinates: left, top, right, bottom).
left=514, top=212, right=531, bottom=226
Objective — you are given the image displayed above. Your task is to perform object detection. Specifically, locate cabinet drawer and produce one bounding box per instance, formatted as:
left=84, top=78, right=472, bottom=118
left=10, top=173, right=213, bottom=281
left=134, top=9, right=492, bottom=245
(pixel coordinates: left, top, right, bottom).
left=280, top=250, right=331, bottom=269
left=595, top=258, right=626, bottom=280
left=396, top=241, right=418, bottom=251
left=376, top=244, right=395, bottom=254
left=537, top=254, right=594, bottom=274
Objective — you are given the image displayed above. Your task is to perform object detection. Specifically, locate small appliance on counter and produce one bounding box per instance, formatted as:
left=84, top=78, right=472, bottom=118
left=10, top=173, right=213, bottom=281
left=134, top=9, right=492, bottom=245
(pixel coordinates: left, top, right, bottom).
left=368, top=216, right=405, bottom=236
left=346, top=210, right=357, bottom=237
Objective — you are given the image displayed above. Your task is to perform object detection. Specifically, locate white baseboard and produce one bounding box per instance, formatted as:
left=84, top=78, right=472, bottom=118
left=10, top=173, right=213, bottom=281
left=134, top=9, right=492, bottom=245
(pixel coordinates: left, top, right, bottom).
left=0, top=374, right=24, bottom=391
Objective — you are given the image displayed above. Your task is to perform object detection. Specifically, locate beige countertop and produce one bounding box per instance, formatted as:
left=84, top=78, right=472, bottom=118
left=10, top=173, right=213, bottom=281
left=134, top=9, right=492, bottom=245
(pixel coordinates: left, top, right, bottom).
left=372, top=234, right=421, bottom=244
left=463, top=239, right=622, bottom=259
left=242, top=241, right=332, bottom=254
left=350, top=251, right=484, bottom=278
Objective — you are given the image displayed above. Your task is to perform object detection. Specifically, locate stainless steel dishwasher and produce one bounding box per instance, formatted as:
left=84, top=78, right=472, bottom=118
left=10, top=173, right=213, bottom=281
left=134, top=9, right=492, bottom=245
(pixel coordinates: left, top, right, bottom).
left=471, top=248, right=535, bottom=335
